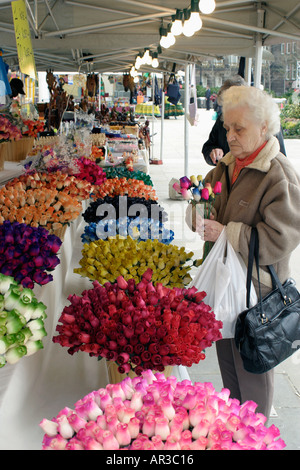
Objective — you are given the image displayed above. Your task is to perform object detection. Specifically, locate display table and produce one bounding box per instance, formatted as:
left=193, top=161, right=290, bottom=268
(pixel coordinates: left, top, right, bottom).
left=0, top=206, right=111, bottom=450
left=0, top=200, right=189, bottom=450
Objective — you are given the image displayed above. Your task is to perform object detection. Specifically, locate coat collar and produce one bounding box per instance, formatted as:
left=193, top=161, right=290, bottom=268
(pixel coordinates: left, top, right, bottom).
left=221, top=136, right=280, bottom=173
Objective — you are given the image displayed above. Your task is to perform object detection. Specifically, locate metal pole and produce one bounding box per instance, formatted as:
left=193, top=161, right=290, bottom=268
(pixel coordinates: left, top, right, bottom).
left=184, top=63, right=190, bottom=176
left=160, top=73, right=165, bottom=163
left=254, top=6, right=265, bottom=88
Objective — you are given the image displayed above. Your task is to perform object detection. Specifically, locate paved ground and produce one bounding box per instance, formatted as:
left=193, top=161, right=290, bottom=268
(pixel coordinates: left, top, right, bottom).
left=146, top=108, right=300, bottom=450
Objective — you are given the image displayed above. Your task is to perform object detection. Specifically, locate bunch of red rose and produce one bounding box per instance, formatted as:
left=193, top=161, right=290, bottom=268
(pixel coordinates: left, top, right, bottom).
left=53, top=269, right=222, bottom=375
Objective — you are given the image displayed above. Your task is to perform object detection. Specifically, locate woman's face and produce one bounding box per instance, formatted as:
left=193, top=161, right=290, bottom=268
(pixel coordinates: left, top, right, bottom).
left=223, top=105, right=267, bottom=160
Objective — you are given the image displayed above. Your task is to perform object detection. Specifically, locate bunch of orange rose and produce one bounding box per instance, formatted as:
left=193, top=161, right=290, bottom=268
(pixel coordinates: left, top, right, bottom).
left=91, top=177, right=157, bottom=201
left=0, top=184, right=82, bottom=233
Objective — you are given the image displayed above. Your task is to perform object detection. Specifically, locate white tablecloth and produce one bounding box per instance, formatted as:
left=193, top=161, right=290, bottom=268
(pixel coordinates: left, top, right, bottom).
left=0, top=201, right=189, bottom=450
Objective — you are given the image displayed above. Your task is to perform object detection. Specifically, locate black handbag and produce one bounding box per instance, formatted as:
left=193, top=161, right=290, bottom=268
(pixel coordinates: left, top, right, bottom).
left=235, top=227, right=300, bottom=374
left=166, top=75, right=181, bottom=105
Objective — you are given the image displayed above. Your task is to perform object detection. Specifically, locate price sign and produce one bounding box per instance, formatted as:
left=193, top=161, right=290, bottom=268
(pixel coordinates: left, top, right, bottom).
left=11, top=0, right=37, bottom=80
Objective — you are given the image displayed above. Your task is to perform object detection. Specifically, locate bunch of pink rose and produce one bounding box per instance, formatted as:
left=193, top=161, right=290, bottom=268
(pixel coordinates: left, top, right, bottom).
left=74, top=157, right=107, bottom=186
left=40, top=369, right=286, bottom=450
left=52, top=269, right=222, bottom=374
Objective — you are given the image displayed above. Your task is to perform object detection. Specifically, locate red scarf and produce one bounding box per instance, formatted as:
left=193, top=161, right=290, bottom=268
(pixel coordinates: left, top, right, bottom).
left=231, top=141, right=267, bottom=184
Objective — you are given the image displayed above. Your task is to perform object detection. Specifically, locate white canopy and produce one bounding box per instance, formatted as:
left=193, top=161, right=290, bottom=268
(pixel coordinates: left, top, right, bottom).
left=0, top=0, right=299, bottom=74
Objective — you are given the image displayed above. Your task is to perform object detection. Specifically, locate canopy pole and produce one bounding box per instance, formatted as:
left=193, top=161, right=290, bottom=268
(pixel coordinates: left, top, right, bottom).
left=245, top=58, right=252, bottom=85
left=160, top=73, right=165, bottom=163
left=184, top=63, right=190, bottom=176
left=254, top=5, right=265, bottom=88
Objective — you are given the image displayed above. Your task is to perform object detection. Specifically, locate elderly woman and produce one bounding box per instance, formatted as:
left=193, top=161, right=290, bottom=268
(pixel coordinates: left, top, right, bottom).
left=190, top=85, right=300, bottom=418
left=202, top=76, right=286, bottom=165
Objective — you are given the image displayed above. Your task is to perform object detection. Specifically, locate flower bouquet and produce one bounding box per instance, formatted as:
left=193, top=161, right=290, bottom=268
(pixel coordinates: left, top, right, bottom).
left=82, top=196, right=167, bottom=225
left=0, top=114, right=22, bottom=143
left=24, top=144, right=75, bottom=174
left=74, top=236, right=195, bottom=287
left=73, top=157, right=107, bottom=186
left=0, top=221, right=62, bottom=288
left=91, top=177, right=157, bottom=201
left=0, top=273, right=47, bottom=368
left=53, top=268, right=222, bottom=376
left=173, top=175, right=222, bottom=261
left=40, top=369, right=286, bottom=450
left=173, top=175, right=222, bottom=228
left=22, top=119, right=44, bottom=138
left=90, top=145, right=105, bottom=162
left=81, top=217, right=174, bottom=245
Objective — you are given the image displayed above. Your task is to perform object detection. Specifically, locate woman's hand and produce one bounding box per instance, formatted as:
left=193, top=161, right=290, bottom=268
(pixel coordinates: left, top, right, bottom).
left=197, top=218, right=224, bottom=242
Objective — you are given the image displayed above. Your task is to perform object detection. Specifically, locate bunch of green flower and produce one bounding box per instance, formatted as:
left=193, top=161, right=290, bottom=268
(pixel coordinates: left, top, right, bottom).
left=0, top=274, right=47, bottom=367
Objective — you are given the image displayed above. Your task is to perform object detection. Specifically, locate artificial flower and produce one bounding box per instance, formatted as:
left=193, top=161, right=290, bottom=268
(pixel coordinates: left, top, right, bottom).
left=83, top=196, right=167, bottom=225
left=53, top=268, right=222, bottom=373
left=91, top=178, right=157, bottom=201
left=81, top=217, right=174, bottom=245
left=0, top=273, right=47, bottom=368
left=22, top=119, right=44, bottom=138
left=0, top=220, right=61, bottom=288
left=103, top=167, right=153, bottom=187
left=0, top=184, right=82, bottom=233
left=73, top=157, right=107, bottom=186
left=74, top=236, right=195, bottom=287
left=6, top=170, right=93, bottom=202
left=40, top=369, right=286, bottom=450
left=0, top=115, right=22, bottom=143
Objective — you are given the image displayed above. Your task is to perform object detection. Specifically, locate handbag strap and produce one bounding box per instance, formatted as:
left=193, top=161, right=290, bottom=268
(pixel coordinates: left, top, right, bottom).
left=246, top=227, right=289, bottom=310
left=246, top=227, right=262, bottom=308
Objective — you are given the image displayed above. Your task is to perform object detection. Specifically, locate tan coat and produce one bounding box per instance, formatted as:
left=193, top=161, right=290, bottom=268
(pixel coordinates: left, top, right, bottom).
left=205, top=136, right=300, bottom=289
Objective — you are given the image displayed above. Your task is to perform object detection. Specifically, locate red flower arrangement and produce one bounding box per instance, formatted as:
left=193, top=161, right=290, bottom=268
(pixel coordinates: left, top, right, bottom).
left=74, top=157, right=107, bottom=186
left=22, top=119, right=44, bottom=138
left=53, top=269, right=222, bottom=375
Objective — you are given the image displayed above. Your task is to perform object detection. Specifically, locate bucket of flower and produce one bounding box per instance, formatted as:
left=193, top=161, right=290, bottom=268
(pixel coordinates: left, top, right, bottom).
left=53, top=268, right=223, bottom=384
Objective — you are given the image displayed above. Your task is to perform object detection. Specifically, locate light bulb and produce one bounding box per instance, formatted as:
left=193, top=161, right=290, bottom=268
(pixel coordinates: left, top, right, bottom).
left=183, top=19, right=195, bottom=37
left=160, top=35, right=169, bottom=48
left=134, top=76, right=139, bottom=83
left=171, top=19, right=183, bottom=36
left=190, top=12, right=202, bottom=31
left=152, top=57, right=159, bottom=68
left=166, top=31, right=176, bottom=47
left=199, top=0, right=216, bottom=14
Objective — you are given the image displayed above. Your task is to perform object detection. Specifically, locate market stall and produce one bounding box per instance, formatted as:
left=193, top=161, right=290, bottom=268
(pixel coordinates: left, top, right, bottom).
left=0, top=62, right=288, bottom=452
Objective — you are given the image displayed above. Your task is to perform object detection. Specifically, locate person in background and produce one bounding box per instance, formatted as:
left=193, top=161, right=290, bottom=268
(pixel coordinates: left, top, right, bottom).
left=202, top=76, right=286, bottom=165
left=205, top=85, right=211, bottom=110
left=186, top=85, right=300, bottom=419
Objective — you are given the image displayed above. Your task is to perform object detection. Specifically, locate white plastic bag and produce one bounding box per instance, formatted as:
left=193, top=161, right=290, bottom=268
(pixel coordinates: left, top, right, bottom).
left=191, top=228, right=257, bottom=338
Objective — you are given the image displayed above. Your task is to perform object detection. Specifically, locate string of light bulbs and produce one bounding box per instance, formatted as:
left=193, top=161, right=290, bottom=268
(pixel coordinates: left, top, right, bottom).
left=131, top=0, right=216, bottom=77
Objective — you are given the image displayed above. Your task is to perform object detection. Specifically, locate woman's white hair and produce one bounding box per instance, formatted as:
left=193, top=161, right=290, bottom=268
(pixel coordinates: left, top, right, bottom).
left=221, top=85, right=280, bottom=138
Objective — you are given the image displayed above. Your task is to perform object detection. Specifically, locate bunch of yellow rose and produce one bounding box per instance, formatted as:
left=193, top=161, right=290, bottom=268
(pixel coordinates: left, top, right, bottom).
left=74, top=235, right=195, bottom=287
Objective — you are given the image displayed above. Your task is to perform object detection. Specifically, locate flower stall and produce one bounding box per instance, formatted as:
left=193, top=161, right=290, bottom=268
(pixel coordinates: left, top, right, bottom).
left=0, top=105, right=287, bottom=452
